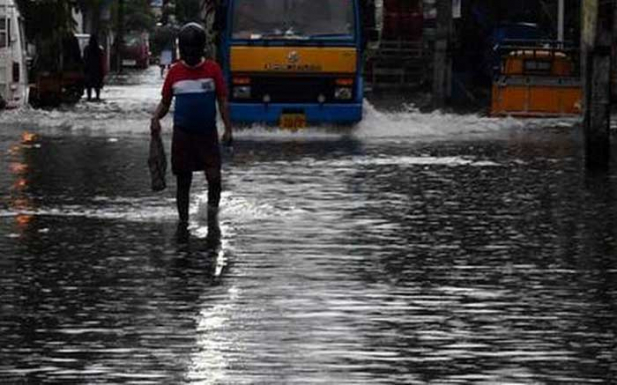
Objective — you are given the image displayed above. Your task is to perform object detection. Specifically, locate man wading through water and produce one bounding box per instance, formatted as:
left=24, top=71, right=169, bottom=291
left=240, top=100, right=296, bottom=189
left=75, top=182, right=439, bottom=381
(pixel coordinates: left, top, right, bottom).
left=150, top=23, right=233, bottom=236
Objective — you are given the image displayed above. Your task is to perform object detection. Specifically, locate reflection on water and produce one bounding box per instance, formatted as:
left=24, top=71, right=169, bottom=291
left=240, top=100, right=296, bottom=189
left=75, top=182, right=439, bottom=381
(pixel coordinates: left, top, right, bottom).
left=0, top=69, right=616, bottom=384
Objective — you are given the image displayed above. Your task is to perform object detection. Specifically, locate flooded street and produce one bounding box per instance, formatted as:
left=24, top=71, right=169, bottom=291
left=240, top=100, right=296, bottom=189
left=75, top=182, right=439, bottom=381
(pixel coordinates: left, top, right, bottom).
left=1, top=67, right=617, bottom=384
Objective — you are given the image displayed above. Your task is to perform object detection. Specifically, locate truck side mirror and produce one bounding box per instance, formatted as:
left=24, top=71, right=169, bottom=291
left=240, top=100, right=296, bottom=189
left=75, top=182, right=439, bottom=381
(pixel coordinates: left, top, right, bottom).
left=214, top=5, right=227, bottom=32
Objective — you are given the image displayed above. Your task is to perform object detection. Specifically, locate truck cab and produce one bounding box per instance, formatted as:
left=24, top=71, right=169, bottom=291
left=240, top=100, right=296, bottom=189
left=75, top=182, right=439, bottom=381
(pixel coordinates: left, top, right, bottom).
left=218, top=0, right=365, bottom=128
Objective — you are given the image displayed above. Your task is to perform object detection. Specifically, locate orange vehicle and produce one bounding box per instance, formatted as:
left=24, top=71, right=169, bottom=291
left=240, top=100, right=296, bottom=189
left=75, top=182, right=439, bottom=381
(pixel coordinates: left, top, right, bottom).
left=491, top=41, right=582, bottom=117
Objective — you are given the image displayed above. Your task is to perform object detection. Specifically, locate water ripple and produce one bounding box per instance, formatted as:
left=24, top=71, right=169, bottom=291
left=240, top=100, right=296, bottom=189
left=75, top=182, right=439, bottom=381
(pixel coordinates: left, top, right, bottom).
left=1, top=67, right=616, bottom=384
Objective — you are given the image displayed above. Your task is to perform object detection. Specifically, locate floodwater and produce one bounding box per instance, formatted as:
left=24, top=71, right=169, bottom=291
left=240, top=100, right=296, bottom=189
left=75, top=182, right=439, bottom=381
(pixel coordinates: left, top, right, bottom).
left=1, top=67, right=616, bottom=384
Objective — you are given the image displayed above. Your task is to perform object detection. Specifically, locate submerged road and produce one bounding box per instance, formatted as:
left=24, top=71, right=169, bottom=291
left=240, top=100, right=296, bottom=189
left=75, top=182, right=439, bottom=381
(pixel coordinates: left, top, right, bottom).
left=0, top=67, right=616, bottom=384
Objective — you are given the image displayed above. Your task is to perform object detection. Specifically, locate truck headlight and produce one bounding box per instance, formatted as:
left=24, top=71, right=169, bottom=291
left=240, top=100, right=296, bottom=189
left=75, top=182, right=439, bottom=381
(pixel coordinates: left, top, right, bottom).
left=233, top=86, right=251, bottom=99
left=334, top=87, right=353, bottom=100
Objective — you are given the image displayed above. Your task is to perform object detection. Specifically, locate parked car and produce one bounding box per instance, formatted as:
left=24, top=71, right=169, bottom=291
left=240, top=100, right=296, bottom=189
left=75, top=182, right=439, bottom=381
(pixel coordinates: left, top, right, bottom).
left=122, top=32, right=150, bottom=69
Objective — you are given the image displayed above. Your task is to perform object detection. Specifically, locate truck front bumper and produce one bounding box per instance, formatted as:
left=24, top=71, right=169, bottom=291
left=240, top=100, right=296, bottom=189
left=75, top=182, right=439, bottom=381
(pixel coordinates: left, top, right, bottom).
left=230, top=102, right=363, bottom=125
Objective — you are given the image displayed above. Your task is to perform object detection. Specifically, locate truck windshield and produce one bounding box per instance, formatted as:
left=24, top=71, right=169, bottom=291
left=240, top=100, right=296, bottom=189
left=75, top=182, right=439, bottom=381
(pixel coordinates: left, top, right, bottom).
left=231, top=0, right=356, bottom=40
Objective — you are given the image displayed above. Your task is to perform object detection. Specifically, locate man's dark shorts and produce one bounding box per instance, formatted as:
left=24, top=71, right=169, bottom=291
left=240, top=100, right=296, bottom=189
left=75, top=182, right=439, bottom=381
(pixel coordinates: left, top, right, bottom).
left=171, top=127, right=220, bottom=175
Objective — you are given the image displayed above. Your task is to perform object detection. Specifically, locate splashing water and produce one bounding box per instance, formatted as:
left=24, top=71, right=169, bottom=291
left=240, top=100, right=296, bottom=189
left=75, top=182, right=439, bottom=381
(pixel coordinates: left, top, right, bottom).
left=0, top=66, right=580, bottom=142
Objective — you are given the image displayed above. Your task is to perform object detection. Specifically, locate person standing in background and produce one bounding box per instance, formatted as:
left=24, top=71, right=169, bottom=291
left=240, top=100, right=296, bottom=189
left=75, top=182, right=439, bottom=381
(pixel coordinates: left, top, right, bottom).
left=159, top=44, right=173, bottom=78
left=83, top=35, right=105, bottom=101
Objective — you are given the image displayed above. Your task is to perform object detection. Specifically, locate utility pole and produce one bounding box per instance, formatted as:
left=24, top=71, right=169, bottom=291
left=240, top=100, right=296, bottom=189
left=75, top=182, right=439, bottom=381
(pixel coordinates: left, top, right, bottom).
left=201, top=0, right=219, bottom=59
left=581, top=0, right=612, bottom=169
left=432, top=0, right=452, bottom=109
left=115, top=0, right=125, bottom=73
left=558, top=0, right=565, bottom=42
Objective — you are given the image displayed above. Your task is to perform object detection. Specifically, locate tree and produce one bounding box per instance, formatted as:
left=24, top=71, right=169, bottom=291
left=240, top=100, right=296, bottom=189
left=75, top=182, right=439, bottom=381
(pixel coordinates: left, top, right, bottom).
left=126, top=0, right=157, bottom=32
left=16, top=0, right=76, bottom=43
left=174, top=0, right=202, bottom=24
left=108, top=0, right=156, bottom=33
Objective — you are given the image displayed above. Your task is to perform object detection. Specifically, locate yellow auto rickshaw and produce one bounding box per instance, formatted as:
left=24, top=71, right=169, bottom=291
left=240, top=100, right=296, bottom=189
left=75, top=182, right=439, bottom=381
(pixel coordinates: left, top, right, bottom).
left=491, top=41, right=582, bottom=117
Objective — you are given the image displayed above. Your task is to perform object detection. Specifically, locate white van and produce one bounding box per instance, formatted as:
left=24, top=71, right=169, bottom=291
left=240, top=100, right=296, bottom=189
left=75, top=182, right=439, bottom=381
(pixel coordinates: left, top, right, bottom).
left=0, top=0, right=27, bottom=109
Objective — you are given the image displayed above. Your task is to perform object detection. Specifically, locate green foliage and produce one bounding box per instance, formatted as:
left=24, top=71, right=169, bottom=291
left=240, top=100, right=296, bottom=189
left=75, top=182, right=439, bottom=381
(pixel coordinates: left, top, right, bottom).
left=174, top=0, right=202, bottom=24
left=109, top=0, right=157, bottom=33
left=125, top=0, right=157, bottom=32
left=16, top=0, right=76, bottom=42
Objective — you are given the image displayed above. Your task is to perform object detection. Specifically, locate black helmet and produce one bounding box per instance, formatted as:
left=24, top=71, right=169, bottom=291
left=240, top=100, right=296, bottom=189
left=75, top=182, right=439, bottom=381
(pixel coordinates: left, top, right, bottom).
left=178, top=22, right=206, bottom=66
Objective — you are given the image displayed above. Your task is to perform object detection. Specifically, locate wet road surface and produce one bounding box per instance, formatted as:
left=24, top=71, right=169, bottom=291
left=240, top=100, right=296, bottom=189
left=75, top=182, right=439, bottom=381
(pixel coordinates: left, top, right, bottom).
left=1, top=67, right=617, bottom=384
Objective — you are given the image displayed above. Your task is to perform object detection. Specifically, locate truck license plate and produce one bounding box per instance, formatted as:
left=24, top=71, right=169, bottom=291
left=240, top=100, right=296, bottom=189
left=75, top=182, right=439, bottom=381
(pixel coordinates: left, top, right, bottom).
left=279, top=113, right=306, bottom=130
